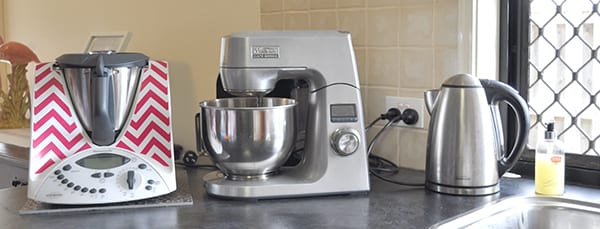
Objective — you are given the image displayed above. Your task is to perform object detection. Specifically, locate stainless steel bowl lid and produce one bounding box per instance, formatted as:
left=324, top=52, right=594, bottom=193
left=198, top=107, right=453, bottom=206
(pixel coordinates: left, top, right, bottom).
left=56, top=52, right=149, bottom=68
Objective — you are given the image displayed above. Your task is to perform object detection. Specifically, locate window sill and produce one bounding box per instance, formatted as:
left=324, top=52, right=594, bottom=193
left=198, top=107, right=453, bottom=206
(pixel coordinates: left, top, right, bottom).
left=512, top=150, right=600, bottom=188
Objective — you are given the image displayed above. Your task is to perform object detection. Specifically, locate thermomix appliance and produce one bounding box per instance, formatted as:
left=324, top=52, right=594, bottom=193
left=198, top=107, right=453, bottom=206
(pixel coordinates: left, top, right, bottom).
left=28, top=52, right=176, bottom=204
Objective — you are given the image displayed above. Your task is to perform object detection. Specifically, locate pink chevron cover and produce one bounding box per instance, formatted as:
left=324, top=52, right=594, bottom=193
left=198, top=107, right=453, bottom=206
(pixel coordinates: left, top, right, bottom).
left=29, top=60, right=173, bottom=178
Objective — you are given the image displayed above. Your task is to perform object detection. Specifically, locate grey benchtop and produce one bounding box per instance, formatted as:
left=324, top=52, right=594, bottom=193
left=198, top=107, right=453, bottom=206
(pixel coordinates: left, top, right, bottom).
left=1, top=162, right=599, bottom=228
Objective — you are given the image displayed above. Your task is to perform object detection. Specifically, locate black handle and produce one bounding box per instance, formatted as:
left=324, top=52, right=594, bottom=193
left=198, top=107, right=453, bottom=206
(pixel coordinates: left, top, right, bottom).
left=127, top=170, right=135, bottom=190
left=91, top=55, right=115, bottom=146
left=195, top=112, right=205, bottom=154
left=480, top=79, right=530, bottom=176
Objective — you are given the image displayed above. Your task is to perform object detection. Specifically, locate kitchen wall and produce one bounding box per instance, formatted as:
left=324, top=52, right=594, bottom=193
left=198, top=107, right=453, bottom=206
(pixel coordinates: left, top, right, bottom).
left=0, top=0, right=7, bottom=90
left=260, top=0, right=462, bottom=170
left=1, top=0, right=473, bottom=171
left=0, top=1, right=3, bottom=36
left=1, top=0, right=261, bottom=152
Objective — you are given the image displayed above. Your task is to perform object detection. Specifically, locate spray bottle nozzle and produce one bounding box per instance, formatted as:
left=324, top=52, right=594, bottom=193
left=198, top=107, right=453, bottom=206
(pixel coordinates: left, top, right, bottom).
left=544, top=121, right=556, bottom=140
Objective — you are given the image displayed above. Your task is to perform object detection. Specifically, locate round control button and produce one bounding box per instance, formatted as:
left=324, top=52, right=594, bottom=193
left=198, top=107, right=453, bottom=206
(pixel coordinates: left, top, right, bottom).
left=74, top=185, right=81, bottom=191
left=90, top=189, right=97, bottom=194
left=138, top=164, right=147, bottom=169
left=81, top=188, right=88, bottom=193
left=62, top=164, right=72, bottom=171
left=57, top=174, right=65, bottom=180
left=99, top=188, right=106, bottom=193
left=54, top=170, right=61, bottom=175
left=145, top=186, right=152, bottom=191
left=147, top=180, right=155, bottom=185
left=67, top=182, right=74, bottom=188
left=61, top=179, right=69, bottom=184
left=330, top=128, right=361, bottom=156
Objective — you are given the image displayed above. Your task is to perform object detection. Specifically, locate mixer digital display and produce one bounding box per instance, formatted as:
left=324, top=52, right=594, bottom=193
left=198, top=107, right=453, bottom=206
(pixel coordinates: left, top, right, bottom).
left=330, top=104, right=357, bottom=122
left=75, top=153, right=130, bottom=170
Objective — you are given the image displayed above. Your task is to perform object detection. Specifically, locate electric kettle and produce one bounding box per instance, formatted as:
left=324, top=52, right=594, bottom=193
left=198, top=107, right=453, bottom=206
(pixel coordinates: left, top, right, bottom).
left=424, top=74, right=529, bottom=195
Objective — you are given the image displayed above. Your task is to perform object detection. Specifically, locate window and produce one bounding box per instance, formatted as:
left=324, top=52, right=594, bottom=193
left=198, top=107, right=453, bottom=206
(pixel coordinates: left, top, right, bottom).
left=501, top=0, right=600, bottom=186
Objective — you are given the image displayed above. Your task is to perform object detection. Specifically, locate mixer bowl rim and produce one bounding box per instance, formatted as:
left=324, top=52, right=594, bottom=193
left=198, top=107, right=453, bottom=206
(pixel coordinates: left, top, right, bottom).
left=199, top=97, right=297, bottom=110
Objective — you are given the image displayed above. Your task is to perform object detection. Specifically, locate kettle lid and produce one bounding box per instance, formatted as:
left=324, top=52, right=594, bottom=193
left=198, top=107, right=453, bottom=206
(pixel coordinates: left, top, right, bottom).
left=442, top=74, right=482, bottom=88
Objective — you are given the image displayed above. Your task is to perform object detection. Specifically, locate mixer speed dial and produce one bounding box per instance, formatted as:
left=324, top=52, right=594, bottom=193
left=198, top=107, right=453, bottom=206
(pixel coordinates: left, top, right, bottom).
left=330, top=128, right=360, bottom=156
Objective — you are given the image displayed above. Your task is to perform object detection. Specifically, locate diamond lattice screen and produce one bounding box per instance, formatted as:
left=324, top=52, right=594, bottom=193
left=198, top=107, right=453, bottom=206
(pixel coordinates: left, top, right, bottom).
left=529, top=0, right=600, bottom=156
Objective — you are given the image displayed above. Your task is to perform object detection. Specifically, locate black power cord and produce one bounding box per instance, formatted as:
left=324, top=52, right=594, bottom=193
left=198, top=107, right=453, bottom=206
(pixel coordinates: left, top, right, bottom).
left=174, top=144, right=218, bottom=170
left=366, top=108, right=425, bottom=187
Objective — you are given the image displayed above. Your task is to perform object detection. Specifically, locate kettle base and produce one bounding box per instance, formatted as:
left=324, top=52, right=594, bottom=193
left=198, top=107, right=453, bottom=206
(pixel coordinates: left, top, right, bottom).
left=426, top=181, right=499, bottom=196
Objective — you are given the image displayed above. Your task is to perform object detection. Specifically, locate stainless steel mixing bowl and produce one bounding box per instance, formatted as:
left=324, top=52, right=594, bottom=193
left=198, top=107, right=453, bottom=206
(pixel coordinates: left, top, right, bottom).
left=198, top=97, right=296, bottom=179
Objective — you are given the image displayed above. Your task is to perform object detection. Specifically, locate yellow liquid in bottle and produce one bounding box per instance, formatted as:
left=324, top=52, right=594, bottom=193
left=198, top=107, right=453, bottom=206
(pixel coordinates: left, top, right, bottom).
left=535, top=154, right=564, bottom=195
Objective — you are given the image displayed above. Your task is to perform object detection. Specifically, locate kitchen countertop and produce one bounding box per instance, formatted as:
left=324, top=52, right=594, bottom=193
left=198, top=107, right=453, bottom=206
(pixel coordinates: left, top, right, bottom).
left=1, top=162, right=600, bottom=229
left=0, top=143, right=29, bottom=169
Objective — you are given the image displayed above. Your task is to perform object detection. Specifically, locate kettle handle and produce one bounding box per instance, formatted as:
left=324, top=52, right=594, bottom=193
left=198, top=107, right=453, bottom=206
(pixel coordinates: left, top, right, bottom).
left=480, top=79, right=530, bottom=176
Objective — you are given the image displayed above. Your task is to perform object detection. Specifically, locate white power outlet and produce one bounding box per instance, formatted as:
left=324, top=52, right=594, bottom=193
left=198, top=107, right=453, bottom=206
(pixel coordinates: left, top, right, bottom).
left=384, top=96, right=425, bottom=129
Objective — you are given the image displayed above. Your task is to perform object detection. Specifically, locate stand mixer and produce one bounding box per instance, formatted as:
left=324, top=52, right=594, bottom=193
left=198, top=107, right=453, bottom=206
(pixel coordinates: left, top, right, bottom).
left=199, top=30, right=370, bottom=199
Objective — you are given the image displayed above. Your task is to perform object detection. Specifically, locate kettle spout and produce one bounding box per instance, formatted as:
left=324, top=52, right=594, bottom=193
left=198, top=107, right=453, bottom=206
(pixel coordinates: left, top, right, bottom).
left=424, top=89, right=439, bottom=115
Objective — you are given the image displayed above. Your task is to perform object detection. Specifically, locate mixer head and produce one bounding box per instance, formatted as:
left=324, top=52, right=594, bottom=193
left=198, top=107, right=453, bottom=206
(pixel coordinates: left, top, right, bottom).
left=218, top=67, right=280, bottom=97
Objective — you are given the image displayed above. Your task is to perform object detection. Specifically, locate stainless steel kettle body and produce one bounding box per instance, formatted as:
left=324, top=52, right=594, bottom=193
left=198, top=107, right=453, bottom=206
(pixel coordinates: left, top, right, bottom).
left=424, top=74, right=529, bottom=195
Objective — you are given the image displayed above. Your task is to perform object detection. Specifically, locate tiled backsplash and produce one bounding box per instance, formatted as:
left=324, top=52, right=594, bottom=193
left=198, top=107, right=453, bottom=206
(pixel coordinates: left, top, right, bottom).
left=260, top=0, right=460, bottom=170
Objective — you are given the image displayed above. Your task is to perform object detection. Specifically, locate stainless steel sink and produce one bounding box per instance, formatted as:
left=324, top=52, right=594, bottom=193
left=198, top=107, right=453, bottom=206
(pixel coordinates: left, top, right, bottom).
left=430, top=196, right=600, bottom=229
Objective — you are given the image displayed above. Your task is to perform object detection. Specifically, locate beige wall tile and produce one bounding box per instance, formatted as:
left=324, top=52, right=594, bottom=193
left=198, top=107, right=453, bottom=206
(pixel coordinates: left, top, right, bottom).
left=434, top=47, right=459, bottom=86
left=310, top=11, right=337, bottom=29
left=397, top=89, right=427, bottom=99
left=367, top=48, right=398, bottom=86
left=367, top=0, right=397, bottom=7
left=338, top=0, right=366, bottom=8
left=399, top=6, right=433, bottom=46
left=284, top=0, right=309, bottom=10
left=399, top=0, right=433, bottom=6
left=399, top=48, right=434, bottom=89
left=355, top=48, right=367, bottom=85
left=310, top=0, right=335, bottom=9
left=435, top=0, right=458, bottom=5
left=339, top=9, right=367, bottom=46
left=365, top=86, right=397, bottom=122
left=262, top=13, right=284, bottom=30
left=360, top=87, right=368, bottom=119
left=367, top=126, right=400, bottom=165
left=398, top=128, right=428, bottom=170
left=367, top=8, right=398, bottom=46
left=434, top=2, right=458, bottom=46
left=261, top=0, right=283, bottom=12
left=284, top=12, right=309, bottom=30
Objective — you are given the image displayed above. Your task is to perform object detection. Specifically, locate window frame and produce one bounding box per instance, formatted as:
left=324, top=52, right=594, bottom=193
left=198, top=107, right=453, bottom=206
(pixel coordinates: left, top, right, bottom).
left=500, top=0, right=600, bottom=187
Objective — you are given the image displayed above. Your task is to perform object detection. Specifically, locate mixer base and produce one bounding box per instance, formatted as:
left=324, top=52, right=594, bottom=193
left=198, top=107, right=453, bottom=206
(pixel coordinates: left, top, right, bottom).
left=202, top=171, right=369, bottom=200
left=225, top=171, right=279, bottom=181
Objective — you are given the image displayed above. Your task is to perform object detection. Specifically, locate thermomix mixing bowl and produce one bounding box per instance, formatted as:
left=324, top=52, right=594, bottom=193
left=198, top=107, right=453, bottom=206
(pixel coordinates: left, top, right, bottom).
left=198, top=97, right=296, bottom=180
